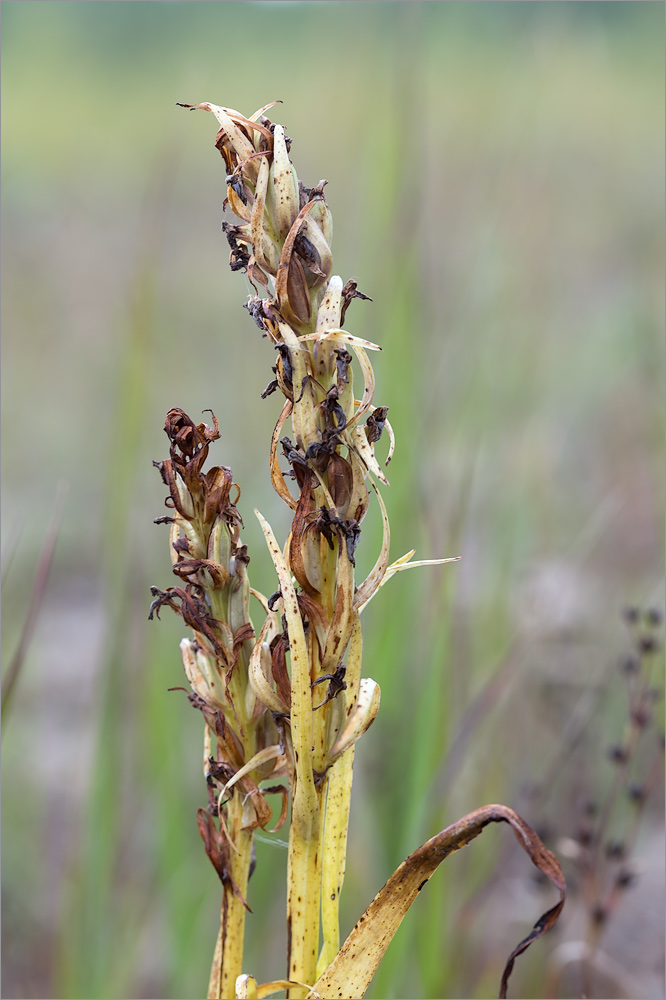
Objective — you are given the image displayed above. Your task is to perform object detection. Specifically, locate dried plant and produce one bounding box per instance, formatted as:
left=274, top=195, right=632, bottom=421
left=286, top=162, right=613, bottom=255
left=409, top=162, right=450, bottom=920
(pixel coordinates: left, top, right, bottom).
left=150, top=101, right=566, bottom=1000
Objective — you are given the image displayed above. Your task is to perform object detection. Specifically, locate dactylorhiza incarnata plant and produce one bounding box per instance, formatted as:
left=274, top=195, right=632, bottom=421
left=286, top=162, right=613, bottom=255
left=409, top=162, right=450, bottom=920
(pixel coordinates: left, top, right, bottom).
left=150, top=101, right=566, bottom=1000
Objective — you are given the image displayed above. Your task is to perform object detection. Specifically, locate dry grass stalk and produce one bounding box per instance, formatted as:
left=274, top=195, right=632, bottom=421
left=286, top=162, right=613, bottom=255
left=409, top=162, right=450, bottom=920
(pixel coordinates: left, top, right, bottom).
left=545, top=607, right=664, bottom=998
left=150, top=101, right=566, bottom=1000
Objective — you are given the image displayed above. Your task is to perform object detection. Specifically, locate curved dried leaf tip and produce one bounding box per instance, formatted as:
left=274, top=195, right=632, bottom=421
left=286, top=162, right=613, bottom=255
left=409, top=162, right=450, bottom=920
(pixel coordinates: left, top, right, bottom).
left=309, top=804, right=566, bottom=1000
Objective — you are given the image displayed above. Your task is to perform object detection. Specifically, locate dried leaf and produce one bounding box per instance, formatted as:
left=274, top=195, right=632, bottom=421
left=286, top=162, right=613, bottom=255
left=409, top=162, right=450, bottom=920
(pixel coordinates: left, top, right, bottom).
left=318, top=747, right=356, bottom=977
left=383, top=413, right=395, bottom=466
left=297, top=592, right=329, bottom=657
left=270, top=401, right=298, bottom=511
left=184, top=102, right=255, bottom=160
left=299, top=215, right=333, bottom=286
left=353, top=483, right=390, bottom=612
left=248, top=615, right=287, bottom=714
left=228, top=184, right=252, bottom=222
left=341, top=343, right=377, bottom=435
left=351, top=403, right=394, bottom=466
left=299, top=330, right=381, bottom=352
left=278, top=321, right=318, bottom=452
left=320, top=544, right=356, bottom=674
left=270, top=123, right=299, bottom=239
left=262, top=784, right=290, bottom=833
left=255, top=510, right=318, bottom=827
left=218, top=745, right=286, bottom=800
left=341, top=612, right=362, bottom=719
left=345, top=449, right=370, bottom=525
left=270, top=634, right=292, bottom=711
left=197, top=809, right=251, bottom=911
left=315, top=276, right=344, bottom=333
left=251, top=154, right=273, bottom=273
left=288, top=468, right=320, bottom=597
left=357, top=551, right=462, bottom=613
left=308, top=804, right=566, bottom=1000
left=248, top=100, right=283, bottom=122
left=328, top=678, right=380, bottom=761
left=250, top=587, right=272, bottom=615
left=347, top=425, right=389, bottom=486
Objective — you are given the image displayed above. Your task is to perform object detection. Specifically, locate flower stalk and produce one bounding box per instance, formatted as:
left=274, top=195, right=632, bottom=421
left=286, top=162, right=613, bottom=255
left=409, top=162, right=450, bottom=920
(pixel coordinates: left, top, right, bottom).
left=151, top=101, right=565, bottom=1000
left=149, top=408, right=288, bottom=994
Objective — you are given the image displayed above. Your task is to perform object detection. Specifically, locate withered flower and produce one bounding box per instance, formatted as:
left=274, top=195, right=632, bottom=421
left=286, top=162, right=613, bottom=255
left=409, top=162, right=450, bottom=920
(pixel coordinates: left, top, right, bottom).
left=150, top=101, right=564, bottom=1000
left=151, top=406, right=289, bottom=999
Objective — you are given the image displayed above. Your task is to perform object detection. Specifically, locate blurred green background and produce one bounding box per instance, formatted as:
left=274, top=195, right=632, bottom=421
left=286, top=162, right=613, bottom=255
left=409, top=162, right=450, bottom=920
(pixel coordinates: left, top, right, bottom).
left=2, top=2, right=664, bottom=998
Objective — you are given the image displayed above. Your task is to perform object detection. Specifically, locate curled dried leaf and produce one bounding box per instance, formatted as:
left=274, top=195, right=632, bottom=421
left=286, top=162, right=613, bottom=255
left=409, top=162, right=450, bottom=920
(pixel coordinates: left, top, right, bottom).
left=340, top=279, right=372, bottom=325
left=197, top=808, right=251, bottom=912
left=308, top=804, right=566, bottom=1000
left=320, top=543, right=356, bottom=674
left=353, top=483, right=390, bottom=612
left=299, top=330, right=381, bottom=352
left=218, top=745, right=286, bottom=802
left=270, top=401, right=298, bottom=511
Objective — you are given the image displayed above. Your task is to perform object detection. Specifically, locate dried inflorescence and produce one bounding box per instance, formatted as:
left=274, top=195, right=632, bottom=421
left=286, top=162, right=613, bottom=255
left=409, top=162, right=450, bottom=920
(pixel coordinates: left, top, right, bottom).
left=168, top=104, right=422, bottom=831
left=151, top=102, right=563, bottom=1000
left=151, top=100, right=405, bottom=997
left=150, top=408, right=287, bottom=837
left=151, top=101, right=444, bottom=999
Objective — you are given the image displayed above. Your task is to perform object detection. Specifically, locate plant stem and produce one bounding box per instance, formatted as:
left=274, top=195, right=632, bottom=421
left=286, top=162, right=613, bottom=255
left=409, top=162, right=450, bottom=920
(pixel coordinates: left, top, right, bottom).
left=286, top=784, right=326, bottom=998
left=208, top=823, right=254, bottom=1000
left=318, top=748, right=355, bottom=976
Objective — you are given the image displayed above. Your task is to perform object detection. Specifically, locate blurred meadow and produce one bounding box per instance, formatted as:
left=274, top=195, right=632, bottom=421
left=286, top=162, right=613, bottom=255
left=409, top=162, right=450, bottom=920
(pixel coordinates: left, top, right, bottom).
left=2, top=2, right=664, bottom=998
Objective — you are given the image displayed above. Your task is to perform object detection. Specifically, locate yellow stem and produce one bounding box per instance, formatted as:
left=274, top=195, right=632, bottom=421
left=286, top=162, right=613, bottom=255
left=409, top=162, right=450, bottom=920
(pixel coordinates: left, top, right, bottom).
left=286, top=781, right=326, bottom=999
left=208, top=824, right=254, bottom=1000
left=318, top=747, right=355, bottom=977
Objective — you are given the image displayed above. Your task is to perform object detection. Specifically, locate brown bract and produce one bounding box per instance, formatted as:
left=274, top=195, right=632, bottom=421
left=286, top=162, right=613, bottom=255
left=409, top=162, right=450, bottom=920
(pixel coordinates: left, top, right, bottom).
left=197, top=808, right=251, bottom=911
left=148, top=584, right=227, bottom=660
left=154, top=408, right=238, bottom=526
